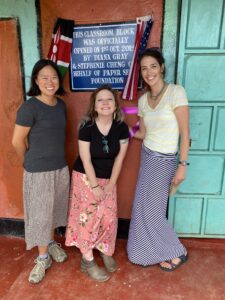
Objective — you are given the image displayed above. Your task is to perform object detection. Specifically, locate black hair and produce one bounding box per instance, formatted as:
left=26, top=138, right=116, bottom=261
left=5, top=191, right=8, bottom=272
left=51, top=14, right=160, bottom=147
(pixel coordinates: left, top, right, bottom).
left=27, top=59, right=66, bottom=96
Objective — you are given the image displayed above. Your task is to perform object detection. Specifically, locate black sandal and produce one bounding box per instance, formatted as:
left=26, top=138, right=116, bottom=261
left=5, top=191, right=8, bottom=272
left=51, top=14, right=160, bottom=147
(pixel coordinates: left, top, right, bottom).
left=159, top=254, right=188, bottom=272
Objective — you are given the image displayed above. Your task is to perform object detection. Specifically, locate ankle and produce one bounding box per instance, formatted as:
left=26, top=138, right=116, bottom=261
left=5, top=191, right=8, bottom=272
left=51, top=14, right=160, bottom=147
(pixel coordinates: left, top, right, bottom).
left=82, top=257, right=94, bottom=264
left=38, top=253, right=49, bottom=260
left=81, top=257, right=96, bottom=269
left=82, top=251, right=94, bottom=261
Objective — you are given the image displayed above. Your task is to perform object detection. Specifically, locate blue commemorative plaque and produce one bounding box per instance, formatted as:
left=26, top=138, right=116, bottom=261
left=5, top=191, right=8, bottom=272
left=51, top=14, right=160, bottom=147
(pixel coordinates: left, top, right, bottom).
left=70, top=22, right=136, bottom=91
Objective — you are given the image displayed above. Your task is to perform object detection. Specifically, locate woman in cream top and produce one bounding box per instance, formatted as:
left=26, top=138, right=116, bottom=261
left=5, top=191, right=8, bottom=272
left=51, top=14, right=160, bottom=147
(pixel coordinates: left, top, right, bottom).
left=139, top=84, right=188, bottom=154
left=127, top=48, right=190, bottom=271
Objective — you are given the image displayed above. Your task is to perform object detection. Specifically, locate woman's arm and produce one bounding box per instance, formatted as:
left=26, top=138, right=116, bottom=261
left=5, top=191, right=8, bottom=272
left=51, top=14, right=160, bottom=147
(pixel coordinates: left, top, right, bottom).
left=79, top=140, right=104, bottom=198
left=104, top=141, right=129, bottom=193
left=132, top=117, right=146, bottom=140
left=12, top=125, right=31, bottom=160
left=172, top=105, right=190, bottom=186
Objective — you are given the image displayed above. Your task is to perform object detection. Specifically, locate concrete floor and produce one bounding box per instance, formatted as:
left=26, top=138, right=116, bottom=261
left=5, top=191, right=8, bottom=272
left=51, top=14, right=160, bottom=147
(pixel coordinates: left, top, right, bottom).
left=1, top=235, right=225, bottom=300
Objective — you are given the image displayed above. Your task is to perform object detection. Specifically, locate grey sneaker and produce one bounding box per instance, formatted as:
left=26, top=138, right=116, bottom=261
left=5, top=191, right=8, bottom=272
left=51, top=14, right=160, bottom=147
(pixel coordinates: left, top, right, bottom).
left=81, top=258, right=110, bottom=282
left=48, top=242, right=67, bottom=263
left=28, top=256, right=52, bottom=284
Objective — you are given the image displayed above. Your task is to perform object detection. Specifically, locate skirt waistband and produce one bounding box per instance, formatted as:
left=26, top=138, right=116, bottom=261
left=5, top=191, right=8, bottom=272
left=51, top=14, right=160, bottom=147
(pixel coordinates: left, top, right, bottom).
left=142, top=144, right=177, bottom=160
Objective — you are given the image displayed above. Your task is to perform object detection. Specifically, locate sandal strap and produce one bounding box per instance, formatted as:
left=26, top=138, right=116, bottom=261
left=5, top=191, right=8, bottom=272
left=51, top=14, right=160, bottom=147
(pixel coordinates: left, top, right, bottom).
left=179, top=254, right=188, bottom=262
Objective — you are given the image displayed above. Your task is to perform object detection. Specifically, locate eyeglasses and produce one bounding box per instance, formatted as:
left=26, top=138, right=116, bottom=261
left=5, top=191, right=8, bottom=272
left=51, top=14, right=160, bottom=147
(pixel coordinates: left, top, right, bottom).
left=102, top=136, right=110, bottom=154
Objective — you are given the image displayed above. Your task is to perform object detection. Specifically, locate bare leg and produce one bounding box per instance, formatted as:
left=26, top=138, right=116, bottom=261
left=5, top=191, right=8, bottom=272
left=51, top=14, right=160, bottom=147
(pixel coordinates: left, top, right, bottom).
left=82, top=250, right=94, bottom=261
left=38, top=246, right=48, bottom=256
left=38, top=229, right=54, bottom=255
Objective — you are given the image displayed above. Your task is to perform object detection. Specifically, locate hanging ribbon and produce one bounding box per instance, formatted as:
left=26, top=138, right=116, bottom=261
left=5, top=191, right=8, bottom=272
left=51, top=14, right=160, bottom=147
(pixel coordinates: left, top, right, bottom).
left=122, top=106, right=140, bottom=139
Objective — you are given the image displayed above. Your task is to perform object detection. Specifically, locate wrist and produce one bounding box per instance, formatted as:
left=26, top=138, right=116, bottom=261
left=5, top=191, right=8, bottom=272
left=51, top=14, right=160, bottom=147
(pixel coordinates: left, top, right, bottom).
left=178, top=160, right=189, bottom=166
left=108, top=181, right=115, bottom=187
left=91, top=184, right=99, bottom=189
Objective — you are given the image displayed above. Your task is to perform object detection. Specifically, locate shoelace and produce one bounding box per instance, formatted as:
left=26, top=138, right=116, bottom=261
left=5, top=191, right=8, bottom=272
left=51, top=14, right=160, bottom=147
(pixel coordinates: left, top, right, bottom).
left=49, top=242, right=61, bottom=249
left=51, top=243, right=61, bottom=250
left=32, top=259, right=45, bottom=277
left=49, top=243, right=64, bottom=257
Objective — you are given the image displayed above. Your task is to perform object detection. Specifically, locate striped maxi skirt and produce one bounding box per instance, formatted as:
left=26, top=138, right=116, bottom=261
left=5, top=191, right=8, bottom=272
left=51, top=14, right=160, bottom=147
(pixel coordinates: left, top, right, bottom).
left=127, top=145, right=186, bottom=266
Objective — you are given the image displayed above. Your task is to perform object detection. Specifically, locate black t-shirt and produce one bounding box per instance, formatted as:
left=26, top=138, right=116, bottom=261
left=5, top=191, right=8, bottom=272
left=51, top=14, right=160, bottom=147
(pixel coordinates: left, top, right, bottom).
left=73, top=120, right=129, bottom=178
left=16, top=97, right=67, bottom=172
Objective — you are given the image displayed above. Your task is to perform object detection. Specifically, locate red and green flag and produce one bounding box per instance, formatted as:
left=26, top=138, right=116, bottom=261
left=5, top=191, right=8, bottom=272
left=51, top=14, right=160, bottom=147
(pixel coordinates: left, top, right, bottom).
left=47, top=18, right=74, bottom=77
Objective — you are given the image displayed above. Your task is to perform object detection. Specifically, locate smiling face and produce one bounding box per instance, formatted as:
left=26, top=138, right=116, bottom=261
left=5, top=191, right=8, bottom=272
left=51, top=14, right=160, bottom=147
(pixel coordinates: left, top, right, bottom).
left=35, top=65, right=59, bottom=98
left=94, top=89, right=116, bottom=118
left=140, top=56, right=164, bottom=88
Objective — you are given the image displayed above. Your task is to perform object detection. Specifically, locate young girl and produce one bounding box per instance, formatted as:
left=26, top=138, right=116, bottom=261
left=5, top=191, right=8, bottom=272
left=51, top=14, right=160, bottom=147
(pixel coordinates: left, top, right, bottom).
left=65, top=85, right=129, bottom=282
left=12, top=59, right=69, bottom=284
left=127, top=48, right=190, bottom=271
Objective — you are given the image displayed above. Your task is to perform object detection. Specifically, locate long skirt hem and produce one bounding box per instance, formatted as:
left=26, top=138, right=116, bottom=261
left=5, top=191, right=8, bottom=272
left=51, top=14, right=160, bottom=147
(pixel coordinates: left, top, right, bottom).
left=127, top=146, right=186, bottom=266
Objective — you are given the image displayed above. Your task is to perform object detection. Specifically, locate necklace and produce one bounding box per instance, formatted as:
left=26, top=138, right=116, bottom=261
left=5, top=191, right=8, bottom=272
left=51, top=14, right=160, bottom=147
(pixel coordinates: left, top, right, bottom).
left=149, top=82, right=166, bottom=100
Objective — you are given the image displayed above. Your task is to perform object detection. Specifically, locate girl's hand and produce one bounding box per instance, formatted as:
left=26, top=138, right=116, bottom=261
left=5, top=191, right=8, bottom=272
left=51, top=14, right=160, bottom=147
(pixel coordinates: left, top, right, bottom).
left=92, top=186, right=104, bottom=200
left=171, top=165, right=187, bottom=186
left=103, top=182, right=114, bottom=195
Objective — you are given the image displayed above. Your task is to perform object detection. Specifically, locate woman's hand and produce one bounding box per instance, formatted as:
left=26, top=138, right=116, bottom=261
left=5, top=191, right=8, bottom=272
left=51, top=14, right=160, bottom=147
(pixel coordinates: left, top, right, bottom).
left=171, top=165, right=187, bottom=186
left=103, top=182, right=114, bottom=195
left=92, top=186, right=104, bottom=200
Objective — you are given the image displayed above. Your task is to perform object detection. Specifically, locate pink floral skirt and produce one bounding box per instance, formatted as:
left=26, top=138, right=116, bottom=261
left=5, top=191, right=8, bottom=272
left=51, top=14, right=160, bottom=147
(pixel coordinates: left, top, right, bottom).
left=65, top=171, right=118, bottom=256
